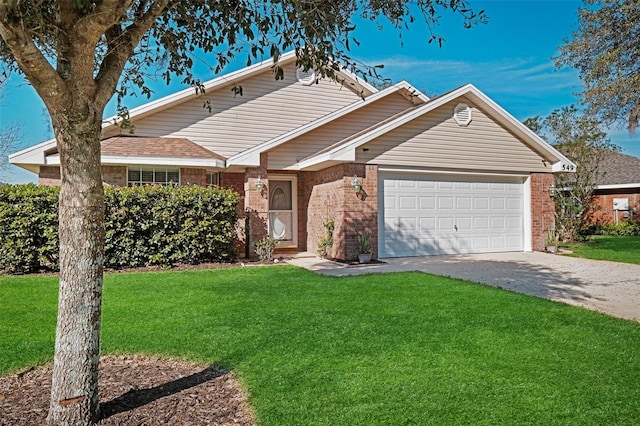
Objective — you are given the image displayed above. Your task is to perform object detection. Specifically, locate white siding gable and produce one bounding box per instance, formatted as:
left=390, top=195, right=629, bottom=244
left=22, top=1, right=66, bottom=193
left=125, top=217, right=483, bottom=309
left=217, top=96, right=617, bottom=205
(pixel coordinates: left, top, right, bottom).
left=358, top=97, right=552, bottom=174
left=104, top=62, right=363, bottom=158
left=268, top=92, right=416, bottom=169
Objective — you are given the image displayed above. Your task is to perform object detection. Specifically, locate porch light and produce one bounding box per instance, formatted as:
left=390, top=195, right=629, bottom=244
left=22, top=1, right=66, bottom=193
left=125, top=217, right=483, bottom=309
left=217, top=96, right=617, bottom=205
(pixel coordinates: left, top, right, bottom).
left=351, top=176, right=362, bottom=193
left=548, top=184, right=556, bottom=197
left=255, top=175, right=264, bottom=192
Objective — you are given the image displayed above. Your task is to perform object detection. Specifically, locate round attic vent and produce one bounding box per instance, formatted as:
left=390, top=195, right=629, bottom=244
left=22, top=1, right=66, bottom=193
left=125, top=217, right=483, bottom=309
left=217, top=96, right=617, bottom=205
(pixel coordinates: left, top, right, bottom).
left=296, top=67, right=316, bottom=85
left=454, top=103, right=472, bottom=126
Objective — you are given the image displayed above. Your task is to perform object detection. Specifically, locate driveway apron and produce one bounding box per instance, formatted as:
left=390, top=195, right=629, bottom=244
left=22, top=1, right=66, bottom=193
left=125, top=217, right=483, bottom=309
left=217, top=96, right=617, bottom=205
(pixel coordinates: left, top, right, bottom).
left=288, top=252, right=640, bottom=322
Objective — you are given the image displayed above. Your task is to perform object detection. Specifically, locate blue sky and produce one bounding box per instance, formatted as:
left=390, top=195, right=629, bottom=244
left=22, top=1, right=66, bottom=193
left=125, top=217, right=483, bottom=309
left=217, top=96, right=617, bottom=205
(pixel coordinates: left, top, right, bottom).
left=2, top=0, right=639, bottom=183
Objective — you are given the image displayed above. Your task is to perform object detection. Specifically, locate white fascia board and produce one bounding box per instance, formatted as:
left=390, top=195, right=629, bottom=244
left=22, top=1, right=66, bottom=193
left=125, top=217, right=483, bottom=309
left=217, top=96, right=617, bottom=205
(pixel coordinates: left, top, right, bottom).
left=227, top=82, right=413, bottom=167
left=393, top=81, right=430, bottom=102
left=295, top=150, right=355, bottom=171
left=596, top=183, right=640, bottom=190
left=338, top=66, right=379, bottom=95
left=9, top=138, right=57, bottom=165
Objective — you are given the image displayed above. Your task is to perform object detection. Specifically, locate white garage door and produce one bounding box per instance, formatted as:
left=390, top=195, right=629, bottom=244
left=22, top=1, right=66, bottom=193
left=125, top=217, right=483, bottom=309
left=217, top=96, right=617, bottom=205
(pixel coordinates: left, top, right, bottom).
left=380, top=173, right=524, bottom=258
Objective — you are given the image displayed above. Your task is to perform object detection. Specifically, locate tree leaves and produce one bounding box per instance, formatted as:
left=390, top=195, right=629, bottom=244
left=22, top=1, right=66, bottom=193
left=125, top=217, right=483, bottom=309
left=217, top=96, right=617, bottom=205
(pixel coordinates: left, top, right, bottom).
left=556, top=0, right=640, bottom=134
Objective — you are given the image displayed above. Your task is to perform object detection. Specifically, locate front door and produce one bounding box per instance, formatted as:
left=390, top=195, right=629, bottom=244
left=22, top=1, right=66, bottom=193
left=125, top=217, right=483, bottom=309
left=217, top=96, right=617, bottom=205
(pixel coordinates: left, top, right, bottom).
left=268, top=175, right=297, bottom=247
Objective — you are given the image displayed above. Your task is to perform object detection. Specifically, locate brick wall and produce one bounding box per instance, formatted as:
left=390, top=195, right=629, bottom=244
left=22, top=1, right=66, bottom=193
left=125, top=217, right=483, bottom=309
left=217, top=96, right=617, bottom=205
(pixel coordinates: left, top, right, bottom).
left=530, top=173, right=555, bottom=251
left=590, top=190, right=640, bottom=224
left=180, top=168, right=207, bottom=186
left=38, top=166, right=61, bottom=186
left=302, top=163, right=378, bottom=261
left=40, top=165, right=126, bottom=186
left=220, top=172, right=248, bottom=257
left=244, top=153, right=269, bottom=258
left=102, top=166, right=127, bottom=186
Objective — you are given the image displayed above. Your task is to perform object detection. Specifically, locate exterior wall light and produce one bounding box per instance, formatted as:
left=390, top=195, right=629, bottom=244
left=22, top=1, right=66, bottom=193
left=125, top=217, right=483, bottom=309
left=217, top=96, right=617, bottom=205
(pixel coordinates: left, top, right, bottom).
left=352, top=176, right=362, bottom=193
left=548, top=185, right=556, bottom=197
left=255, top=175, right=264, bottom=192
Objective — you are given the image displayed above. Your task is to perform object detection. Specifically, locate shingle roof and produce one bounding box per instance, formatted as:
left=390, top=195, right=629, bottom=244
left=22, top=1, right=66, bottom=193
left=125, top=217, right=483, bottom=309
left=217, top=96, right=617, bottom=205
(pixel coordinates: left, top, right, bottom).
left=97, top=136, right=226, bottom=160
left=597, top=151, right=640, bottom=185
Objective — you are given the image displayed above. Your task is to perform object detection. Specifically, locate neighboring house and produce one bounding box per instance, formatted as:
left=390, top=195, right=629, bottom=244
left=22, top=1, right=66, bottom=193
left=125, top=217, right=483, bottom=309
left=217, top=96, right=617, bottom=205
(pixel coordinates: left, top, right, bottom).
left=589, top=151, right=640, bottom=225
left=10, top=51, right=575, bottom=260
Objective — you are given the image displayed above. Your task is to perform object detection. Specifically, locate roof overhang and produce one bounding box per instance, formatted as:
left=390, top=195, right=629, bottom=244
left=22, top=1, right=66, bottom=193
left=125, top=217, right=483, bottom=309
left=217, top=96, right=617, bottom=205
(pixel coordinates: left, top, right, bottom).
left=596, top=183, right=640, bottom=191
left=42, top=154, right=225, bottom=169
left=294, top=84, right=577, bottom=173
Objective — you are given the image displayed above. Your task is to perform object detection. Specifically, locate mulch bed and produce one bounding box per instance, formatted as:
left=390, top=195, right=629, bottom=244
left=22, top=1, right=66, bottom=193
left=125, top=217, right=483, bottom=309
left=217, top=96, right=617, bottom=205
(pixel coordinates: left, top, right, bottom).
left=0, top=355, right=255, bottom=425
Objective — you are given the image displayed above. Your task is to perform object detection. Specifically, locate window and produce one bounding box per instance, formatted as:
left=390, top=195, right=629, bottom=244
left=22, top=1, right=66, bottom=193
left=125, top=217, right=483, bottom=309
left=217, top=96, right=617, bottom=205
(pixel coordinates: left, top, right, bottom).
left=127, top=167, right=180, bottom=186
left=206, top=172, right=219, bottom=187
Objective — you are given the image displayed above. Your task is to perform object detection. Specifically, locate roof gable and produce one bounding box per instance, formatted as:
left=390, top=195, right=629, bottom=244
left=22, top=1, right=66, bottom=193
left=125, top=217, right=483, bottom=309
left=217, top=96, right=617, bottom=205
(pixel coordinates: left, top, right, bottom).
left=228, top=81, right=427, bottom=168
left=295, top=84, right=576, bottom=173
left=10, top=51, right=378, bottom=167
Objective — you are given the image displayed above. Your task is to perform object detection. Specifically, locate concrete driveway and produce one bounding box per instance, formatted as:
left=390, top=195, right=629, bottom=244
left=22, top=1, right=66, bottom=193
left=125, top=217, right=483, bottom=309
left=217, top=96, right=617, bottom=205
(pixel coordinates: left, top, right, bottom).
left=288, top=252, right=640, bottom=322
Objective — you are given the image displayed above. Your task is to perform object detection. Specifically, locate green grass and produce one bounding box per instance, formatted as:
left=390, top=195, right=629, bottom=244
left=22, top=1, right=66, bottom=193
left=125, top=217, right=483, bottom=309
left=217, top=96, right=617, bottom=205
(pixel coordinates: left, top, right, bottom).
left=2, top=266, right=640, bottom=425
left=565, top=235, right=640, bottom=264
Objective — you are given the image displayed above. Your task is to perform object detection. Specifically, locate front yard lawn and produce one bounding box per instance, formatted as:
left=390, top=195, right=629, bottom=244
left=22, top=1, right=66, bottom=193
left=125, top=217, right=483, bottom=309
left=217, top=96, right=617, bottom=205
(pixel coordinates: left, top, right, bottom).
left=565, top=235, right=640, bottom=264
left=1, top=266, right=639, bottom=425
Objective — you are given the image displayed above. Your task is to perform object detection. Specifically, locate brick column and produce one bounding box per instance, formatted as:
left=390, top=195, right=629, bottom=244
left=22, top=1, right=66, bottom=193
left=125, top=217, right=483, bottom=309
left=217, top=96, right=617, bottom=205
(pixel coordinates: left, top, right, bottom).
left=530, top=173, right=555, bottom=251
left=244, top=153, right=269, bottom=258
left=342, top=164, right=378, bottom=260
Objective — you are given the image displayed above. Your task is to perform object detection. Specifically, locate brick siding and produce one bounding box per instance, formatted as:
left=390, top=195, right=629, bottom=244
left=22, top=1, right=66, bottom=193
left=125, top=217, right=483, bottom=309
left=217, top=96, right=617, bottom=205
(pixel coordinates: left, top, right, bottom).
left=590, top=190, right=640, bottom=224
left=244, top=153, right=270, bottom=258
left=301, top=163, right=378, bottom=261
left=102, top=166, right=127, bottom=186
left=180, top=168, right=207, bottom=186
left=530, top=173, right=556, bottom=251
left=38, top=166, right=61, bottom=186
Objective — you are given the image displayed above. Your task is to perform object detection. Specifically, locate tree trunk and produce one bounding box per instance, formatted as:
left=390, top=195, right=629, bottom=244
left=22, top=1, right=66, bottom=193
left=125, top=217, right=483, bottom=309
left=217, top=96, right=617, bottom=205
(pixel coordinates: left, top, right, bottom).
left=46, top=112, right=105, bottom=426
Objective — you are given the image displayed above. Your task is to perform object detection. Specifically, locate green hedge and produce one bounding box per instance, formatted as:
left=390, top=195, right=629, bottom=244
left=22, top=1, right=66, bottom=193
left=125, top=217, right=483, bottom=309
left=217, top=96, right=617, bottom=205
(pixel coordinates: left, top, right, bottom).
left=0, top=184, right=60, bottom=273
left=598, top=220, right=640, bottom=237
left=0, top=184, right=240, bottom=273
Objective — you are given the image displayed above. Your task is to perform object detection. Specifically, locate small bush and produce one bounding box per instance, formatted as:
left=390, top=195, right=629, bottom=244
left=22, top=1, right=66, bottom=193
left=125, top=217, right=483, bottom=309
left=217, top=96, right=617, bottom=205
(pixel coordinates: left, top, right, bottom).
left=598, top=220, right=640, bottom=237
left=317, top=219, right=334, bottom=257
left=255, top=236, right=280, bottom=261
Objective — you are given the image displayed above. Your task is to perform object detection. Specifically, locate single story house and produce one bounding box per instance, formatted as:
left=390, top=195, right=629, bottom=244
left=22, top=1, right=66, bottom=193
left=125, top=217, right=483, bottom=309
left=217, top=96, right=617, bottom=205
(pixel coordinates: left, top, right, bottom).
left=10, top=51, right=575, bottom=260
left=589, top=151, right=640, bottom=224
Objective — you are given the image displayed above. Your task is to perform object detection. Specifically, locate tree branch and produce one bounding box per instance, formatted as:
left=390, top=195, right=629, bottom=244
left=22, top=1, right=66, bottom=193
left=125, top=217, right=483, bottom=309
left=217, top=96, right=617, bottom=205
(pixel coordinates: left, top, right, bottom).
left=94, top=0, right=174, bottom=106
left=0, top=5, right=67, bottom=110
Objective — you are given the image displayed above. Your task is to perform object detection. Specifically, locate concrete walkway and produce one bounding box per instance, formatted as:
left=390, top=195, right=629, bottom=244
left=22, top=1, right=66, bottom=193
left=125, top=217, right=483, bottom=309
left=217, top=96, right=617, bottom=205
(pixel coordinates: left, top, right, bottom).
left=288, top=252, right=640, bottom=322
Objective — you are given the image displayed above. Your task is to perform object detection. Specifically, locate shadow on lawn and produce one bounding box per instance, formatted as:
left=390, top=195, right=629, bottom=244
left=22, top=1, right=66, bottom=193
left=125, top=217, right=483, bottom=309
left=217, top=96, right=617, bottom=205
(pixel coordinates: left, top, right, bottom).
left=99, top=367, right=225, bottom=420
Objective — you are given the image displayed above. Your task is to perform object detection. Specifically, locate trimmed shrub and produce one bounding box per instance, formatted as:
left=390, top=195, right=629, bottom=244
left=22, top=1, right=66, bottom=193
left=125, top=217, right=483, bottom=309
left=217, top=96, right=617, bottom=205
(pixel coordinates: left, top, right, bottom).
left=0, top=184, right=240, bottom=273
left=598, top=220, right=640, bottom=237
left=0, top=184, right=60, bottom=273
left=103, top=185, right=240, bottom=268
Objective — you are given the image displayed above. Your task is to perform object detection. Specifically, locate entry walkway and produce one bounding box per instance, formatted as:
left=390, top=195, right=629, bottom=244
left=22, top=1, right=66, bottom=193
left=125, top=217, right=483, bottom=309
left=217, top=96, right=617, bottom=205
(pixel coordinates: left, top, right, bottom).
left=288, top=252, right=640, bottom=322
